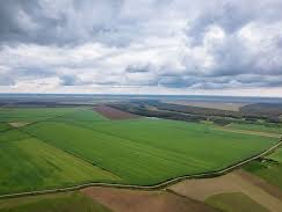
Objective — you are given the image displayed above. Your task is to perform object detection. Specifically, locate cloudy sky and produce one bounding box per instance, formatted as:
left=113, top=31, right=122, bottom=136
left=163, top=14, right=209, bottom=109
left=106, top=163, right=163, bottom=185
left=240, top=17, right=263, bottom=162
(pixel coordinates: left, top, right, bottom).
left=0, top=0, right=282, bottom=96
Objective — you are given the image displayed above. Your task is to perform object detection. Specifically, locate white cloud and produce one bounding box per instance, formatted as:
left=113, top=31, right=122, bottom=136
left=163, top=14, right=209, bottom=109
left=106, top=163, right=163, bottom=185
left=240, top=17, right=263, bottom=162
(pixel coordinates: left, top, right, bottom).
left=0, top=0, right=282, bottom=96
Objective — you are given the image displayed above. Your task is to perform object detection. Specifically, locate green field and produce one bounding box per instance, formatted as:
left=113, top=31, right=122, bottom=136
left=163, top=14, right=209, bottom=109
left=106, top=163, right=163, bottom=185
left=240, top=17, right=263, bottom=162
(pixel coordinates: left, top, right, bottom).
left=0, top=137, right=119, bottom=194
left=244, top=147, right=282, bottom=189
left=268, top=147, right=282, bottom=162
left=205, top=192, right=268, bottom=212
left=0, top=107, right=279, bottom=194
left=0, top=192, right=111, bottom=212
left=0, top=108, right=78, bottom=122
left=0, top=123, right=11, bottom=132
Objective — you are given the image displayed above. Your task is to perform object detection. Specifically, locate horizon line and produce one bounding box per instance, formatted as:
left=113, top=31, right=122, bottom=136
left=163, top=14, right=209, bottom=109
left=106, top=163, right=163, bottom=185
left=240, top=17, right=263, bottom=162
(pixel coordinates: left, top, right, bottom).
left=0, top=92, right=282, bottom=99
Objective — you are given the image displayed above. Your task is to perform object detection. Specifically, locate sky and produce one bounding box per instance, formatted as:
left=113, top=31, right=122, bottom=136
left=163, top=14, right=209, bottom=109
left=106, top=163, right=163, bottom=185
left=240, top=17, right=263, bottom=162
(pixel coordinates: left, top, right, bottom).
left=0, top=0, right=282, bottom=97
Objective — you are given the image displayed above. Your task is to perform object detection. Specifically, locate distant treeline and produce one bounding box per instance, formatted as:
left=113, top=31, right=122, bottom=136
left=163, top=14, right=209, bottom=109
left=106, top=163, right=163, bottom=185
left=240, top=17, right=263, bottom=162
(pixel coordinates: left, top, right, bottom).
left=108, top=100, right=282, bottom=125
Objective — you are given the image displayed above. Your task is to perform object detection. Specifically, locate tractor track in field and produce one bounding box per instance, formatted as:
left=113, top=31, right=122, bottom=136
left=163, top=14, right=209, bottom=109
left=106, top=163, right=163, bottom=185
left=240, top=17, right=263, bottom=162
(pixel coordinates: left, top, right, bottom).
left=0, top=138, right=281, bottom=200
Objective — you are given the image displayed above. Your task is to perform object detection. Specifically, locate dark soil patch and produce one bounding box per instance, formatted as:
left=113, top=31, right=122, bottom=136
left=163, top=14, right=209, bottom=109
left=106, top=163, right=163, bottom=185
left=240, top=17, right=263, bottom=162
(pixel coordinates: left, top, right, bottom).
left=94, top=105, right=140, bottom=120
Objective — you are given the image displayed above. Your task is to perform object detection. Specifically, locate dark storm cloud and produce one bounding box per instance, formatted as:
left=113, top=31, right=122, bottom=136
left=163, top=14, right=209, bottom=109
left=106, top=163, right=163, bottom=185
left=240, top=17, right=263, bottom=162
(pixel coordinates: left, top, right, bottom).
left=177, top=0, right=282, bottom=90
left=60, top=75, right=80, bottom=86
left=125, top=64, right=151, bottom=73
left=14, top=68, right=56, bottom=78
left=186, top=2, right=253, bottom=46
left=187, top=0, right=282, bottom=45
left=59, top=74, right=94, bottom=86
left=0, top=0, right=125, bottom=46
left=158, top=76, right=198, bottom=88
left=0, top=0, right=49, bottom=44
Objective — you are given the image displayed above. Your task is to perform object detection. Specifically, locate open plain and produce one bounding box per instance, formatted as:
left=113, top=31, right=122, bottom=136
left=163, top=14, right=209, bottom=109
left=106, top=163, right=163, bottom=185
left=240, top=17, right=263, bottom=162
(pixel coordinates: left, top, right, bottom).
left=0, top=105, right=279, bottom=195
left=0, top=99, right=281, bottom=212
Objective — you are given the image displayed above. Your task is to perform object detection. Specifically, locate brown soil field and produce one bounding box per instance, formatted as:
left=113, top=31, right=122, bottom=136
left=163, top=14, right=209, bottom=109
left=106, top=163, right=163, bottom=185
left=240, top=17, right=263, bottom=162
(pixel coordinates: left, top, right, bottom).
left=81, top=187, right=218, bottom=212
left=94, top=105, right=140, bottom=120
left=164, top=101, right=247, bottom=111
left=169, top=170, right=282, bottom=212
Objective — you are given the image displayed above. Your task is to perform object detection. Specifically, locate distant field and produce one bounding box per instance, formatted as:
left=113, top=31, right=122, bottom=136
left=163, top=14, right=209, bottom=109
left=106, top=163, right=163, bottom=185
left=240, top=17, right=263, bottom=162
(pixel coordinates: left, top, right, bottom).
left=94, top=105, right=139, bottom=120
left=0, top=192, right=111, bottom=212
left=0, top=108, right=78, bottom=122
left=227, top=123, right=282, bottom=134
left=55, top=108, right=107, bottom=123
left=0, top=107, right=279, bottom=194
left=163, top=100, right=247, bottom=111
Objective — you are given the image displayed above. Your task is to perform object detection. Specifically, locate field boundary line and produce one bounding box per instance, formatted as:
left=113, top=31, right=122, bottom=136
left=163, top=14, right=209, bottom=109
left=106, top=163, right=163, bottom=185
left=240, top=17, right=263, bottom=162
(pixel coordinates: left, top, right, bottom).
left=0, top=139, right=281, bottom=200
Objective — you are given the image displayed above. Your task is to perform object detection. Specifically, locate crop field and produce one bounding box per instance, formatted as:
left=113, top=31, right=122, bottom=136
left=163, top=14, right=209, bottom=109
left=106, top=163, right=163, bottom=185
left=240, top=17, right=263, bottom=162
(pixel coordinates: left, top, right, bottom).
left=0, top=108, right=78, bottom=122
left=0, top=107, right=279, bottom=194
left=0, top=123, right=11, bottom=132
left=81, top=186, right=217, bottom=212
left=244, top=147, right=282, bottom=190
left=163, top=100, right=247, bottom=111
left=0, top=192, right=112, bottom=212
left=169, top=169, right=282, bottom=211
left=205, top=192, right=268, bottom=212
left=0, top=136, right=119, bottom=194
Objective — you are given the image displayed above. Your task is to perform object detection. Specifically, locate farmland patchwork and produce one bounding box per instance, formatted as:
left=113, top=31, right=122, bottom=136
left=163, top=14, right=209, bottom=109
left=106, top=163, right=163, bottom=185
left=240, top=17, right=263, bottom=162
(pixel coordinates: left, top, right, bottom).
left=0, top=108, right=279, bottom=194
